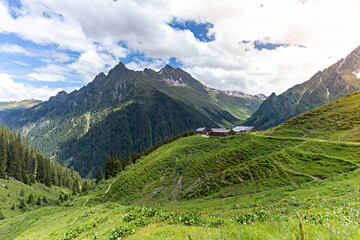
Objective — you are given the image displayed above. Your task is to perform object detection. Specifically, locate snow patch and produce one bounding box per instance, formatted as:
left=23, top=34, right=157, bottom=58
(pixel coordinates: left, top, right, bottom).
left=352, top=71, right=360, bottom=79
left=166, top=77, right=188, bottom=87
left=210, top=88, right=265, bottom=100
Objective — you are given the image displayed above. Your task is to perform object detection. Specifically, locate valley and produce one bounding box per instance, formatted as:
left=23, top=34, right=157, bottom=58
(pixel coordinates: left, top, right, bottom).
left=2, top=63, right=360, bottom=239
left=1, top=1, right=359, bottom=239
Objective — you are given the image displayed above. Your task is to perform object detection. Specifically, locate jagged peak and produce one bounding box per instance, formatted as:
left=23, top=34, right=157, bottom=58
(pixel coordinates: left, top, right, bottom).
left=350, top=45, right=360, bottom=56
left=107, top=62, right=129, bottom=76
left=49, top=90, right=68, bottom=102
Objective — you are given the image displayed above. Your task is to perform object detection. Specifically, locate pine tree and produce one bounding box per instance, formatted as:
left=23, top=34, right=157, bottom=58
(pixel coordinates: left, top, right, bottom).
left=18, top=199, right=26, bottom=211
left=72, top=180, right=80, bottom=195
left=105, top=156, right=113, bottom=179
left=96, top=167, right=103, bottom=184
left=27, top=193, right=34, bottom=204
left=42, top=196, right=47, bottom=204
left=0, top=130, right=7, bottom=179
left=36, top=197, right=41, bottom=205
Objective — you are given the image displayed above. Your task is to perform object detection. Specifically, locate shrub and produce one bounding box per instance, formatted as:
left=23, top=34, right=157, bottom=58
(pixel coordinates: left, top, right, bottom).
left=109, top=225, right=135, bottom=240
left=0, top=211, right=5, bottom=220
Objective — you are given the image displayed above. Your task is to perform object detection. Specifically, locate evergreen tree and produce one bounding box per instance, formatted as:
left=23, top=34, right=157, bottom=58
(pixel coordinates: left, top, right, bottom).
left=27, top=193, right=34, bottom=204
left=0, top=130, right=7, bottom=179
left=96, top=167, right=103, bottom=184
left=42, top=196, right=47, bottom=204
left=72, top=180, right=80, bottom=195
left=36, top=197, right=41, bottom=205
left=105, top=156, right=113, bottom=179
left=0, top=124, right=91, bottom=190
left=19, top=188, right=25, bottom=197
left=59, top=194, right=63, bottom=202
left=18, top=199, right=26, bottom=211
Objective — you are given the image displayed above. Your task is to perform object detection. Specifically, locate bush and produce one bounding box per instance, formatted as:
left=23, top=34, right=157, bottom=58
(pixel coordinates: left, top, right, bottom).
left=0, top=211, right=5, bottom=220
left=109, top=225, right=135, bottom=240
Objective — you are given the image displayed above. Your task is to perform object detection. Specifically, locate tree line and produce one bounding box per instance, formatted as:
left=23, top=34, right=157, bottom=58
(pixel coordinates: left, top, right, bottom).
left=0, top=124, right=93, bottom=193
left=98, top=129, right=196, bottom=180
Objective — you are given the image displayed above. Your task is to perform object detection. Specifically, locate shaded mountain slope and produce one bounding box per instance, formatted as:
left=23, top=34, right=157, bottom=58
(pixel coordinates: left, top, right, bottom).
left=244, top=45, right=360, bottom=130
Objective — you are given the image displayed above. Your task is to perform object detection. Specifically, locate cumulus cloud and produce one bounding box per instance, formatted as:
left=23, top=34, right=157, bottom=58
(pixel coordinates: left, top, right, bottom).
left=0, top=73, right=62, bottom=101
left=0, top=0, right=360, bottom=99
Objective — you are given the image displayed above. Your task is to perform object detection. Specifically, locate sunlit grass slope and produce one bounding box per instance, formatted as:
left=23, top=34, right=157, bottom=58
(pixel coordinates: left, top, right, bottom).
left=3, top=169, right=360, bottom=239
left=0, top=178, right=71, bottom=219
left=86, top=134, right=360, bottom=206
left=264, top=90, right=360, bottom=142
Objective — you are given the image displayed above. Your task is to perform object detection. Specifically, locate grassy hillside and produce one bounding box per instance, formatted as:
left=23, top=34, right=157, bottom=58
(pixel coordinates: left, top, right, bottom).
left=2, top=161, right=360, bottom=239
left=78, top=134, right=360, bottom=207
left=3, top=105, right=360, bottom=239
left=0, top=178, right=71, bottom=219
left=264, top=90, right=360, bottom=142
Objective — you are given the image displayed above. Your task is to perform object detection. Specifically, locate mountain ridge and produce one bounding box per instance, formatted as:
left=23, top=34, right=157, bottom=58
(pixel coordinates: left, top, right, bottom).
left=0, top=63, right=264, bottom=178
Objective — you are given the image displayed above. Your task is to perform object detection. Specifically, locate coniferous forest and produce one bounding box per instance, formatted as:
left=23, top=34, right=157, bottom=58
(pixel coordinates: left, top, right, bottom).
left=0, top=124, right=92, bottom=193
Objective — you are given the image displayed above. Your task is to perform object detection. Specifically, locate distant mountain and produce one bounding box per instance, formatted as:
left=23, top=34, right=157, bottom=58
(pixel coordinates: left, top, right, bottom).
left=244, top=46, right=360, bottom=130
left=0, top=100, right=41, bottom=115
left=0, top=63, right=264, bottom=178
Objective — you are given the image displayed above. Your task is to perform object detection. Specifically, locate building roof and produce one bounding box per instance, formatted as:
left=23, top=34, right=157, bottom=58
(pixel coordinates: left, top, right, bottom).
left=233, top=126, right=256, bottom=132
left=196, top=127, right=208, bottom=131
left=211, top=128, right=232, bottom=133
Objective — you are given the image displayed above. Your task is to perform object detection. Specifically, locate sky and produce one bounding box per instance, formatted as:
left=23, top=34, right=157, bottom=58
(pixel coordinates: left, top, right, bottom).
left=0, top=0, right=360, bottom=101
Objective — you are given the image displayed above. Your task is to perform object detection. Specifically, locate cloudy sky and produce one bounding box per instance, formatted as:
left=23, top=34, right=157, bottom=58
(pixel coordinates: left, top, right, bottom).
left=0, top=0, right=359, bottom=101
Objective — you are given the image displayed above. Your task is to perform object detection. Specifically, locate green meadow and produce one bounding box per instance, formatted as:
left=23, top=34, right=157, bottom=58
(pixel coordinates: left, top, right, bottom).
left=2, top=131, right=360, bottom=239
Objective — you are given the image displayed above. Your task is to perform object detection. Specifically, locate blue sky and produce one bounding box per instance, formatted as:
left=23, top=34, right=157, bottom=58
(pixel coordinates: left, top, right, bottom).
left=0, top=0, right=359, bottom=101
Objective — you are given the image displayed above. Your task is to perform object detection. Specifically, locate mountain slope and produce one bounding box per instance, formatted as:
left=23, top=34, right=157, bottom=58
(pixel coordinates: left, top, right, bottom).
left=263, top=89, right=360, bottom=142
left=244, top=45, right=360, bottom=130
left=88, top=134, right=359, bottom=205
left=0, top=100, right=41, bottom=119
left=0, top=63, right=263, bottom=178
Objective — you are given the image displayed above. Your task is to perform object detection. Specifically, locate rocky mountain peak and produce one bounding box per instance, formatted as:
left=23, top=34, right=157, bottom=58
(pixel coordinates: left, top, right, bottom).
left=107, top=62, right=129, bottom=77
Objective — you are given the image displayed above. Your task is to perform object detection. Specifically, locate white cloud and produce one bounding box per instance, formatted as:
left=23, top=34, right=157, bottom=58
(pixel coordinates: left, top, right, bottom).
left=0, top=0, right=360, bottom=99
left=14, top=61, right=29, bottom=66
left=0, top=43, right=32, bottom=56
left=0, top=73, right=62, bottom=101
left=27, top=64, right=69, bottom=82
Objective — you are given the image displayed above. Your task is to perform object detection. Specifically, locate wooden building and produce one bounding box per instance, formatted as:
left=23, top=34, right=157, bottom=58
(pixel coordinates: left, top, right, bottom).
left=195, top=127, right=211, bottom=135
left=233, top=126, right=258, bottom=134
left=210, top=128, right=234, bottom=136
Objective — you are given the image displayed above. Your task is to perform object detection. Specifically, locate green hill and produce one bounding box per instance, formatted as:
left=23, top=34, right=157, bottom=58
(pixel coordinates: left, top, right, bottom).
left=2, top=134, right=360, bottom=239
left=264, top=90, right=360, bottom=142
left=244, top=45, right=360, bottom=130
left=85, top=134, right=359, bottom=206
left=0, top=177, right=71, bottom=219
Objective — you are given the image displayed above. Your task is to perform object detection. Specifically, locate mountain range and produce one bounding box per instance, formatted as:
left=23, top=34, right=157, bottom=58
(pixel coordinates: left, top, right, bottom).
left=244, top=46, right=360, bottom=130
left=0, top=63, right=264, bottom=178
